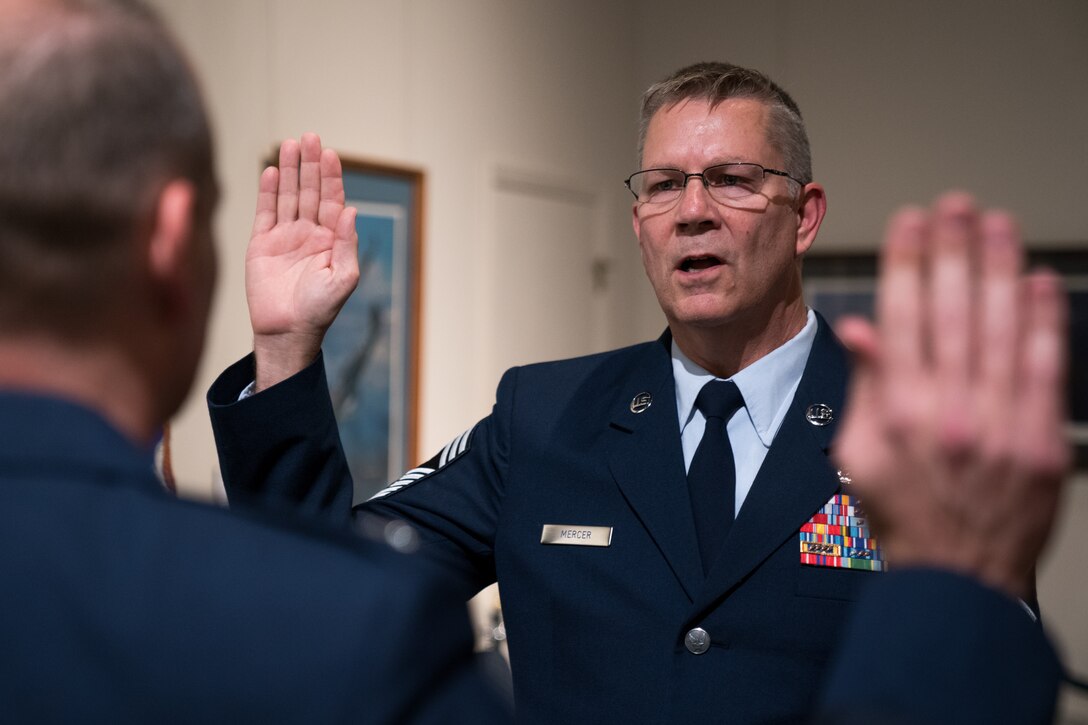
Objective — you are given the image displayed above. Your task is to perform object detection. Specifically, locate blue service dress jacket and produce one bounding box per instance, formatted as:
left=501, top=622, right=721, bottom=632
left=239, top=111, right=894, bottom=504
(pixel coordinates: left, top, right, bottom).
left=210, top=315, right=886, bottom=722
left=0, top=392, right=511, bottom=724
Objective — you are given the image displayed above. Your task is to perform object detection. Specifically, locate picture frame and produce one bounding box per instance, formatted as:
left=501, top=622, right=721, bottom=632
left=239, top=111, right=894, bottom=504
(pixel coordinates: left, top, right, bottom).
left=291, top=153, right=425, bottom=502
left=804, top=250, right=1088, bottom=468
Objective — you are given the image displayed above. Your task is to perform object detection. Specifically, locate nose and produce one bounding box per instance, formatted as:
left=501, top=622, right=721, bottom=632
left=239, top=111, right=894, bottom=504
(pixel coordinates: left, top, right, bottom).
left=673, top=175, right=717, bottom=231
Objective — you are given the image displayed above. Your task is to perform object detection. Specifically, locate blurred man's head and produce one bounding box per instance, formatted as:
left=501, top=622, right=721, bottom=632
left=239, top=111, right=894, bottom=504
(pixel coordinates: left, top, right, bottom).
left=0, top=0, right=217, bottom=434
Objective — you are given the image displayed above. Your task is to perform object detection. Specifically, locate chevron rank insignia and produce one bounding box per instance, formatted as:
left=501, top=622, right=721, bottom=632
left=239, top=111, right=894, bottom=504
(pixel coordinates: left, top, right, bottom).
left=799, top=493, right=885, bottom=571
left=368, top=425, right=476, bottom=500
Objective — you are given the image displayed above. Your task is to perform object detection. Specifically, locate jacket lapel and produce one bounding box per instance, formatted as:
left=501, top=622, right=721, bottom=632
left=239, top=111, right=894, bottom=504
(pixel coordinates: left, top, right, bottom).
left=690, top=314, right=851, bottom=616
left=606, top=332, right=705, bottom=601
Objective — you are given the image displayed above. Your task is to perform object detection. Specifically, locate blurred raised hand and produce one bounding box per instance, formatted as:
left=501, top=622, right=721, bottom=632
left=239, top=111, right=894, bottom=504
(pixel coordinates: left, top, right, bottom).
left=834, top=192, right=1070, bottom=600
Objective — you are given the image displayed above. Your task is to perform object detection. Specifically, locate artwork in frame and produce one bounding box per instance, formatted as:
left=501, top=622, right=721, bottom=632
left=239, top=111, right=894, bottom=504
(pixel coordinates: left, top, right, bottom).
left=804, top=250, right=1088, bottom=468
left=315, top=155, right=424, bottom=502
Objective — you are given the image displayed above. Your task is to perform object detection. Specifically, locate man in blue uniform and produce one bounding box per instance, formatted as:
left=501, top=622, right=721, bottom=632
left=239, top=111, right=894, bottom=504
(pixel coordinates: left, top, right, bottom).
left=209, top=64, right=1065, bottom=722
left=0, top=1, right=510, bottom=721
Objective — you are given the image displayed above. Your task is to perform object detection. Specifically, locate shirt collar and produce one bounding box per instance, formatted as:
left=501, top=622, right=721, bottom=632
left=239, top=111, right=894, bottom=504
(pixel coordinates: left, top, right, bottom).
left=672, top=308, right=818, bottom=447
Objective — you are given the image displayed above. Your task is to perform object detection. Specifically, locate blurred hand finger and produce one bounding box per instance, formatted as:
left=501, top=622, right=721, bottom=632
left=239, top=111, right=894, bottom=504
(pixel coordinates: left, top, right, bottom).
left=977, top=211, right=1023, bottom=440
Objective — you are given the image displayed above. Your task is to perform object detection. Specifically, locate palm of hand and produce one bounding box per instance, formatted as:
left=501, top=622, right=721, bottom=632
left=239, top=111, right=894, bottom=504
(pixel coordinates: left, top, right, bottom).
left=247, top=219, right=349, bottom=338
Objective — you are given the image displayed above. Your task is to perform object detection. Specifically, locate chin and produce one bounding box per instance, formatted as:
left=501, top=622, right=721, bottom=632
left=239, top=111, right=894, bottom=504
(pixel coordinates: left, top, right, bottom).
left=666, top=297, right=738, bottom=328
left=682, top=318, right=738, bottom=335
left=667, top=312, right=737, bottom=336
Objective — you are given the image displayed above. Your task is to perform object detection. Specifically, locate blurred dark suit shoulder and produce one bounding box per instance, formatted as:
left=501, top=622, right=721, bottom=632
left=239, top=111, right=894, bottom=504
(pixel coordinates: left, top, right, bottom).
left=818, top=569, right=1061, bottom=725
left=0, top=392, right=510, bottom=724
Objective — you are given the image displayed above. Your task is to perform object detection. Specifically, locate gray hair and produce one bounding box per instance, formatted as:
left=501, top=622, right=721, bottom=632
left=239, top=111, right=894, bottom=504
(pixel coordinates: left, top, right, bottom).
left=637, top=61, right=812, bottom=185
left=0, top=0, right=214, bottom=334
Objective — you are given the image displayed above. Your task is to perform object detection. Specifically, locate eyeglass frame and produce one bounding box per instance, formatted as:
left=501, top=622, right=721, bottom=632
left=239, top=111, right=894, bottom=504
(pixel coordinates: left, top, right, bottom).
left=623, top=162, right=804, bottom=206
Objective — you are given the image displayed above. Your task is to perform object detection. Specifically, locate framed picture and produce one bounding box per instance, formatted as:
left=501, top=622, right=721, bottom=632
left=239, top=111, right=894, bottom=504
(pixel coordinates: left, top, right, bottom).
left=317, top=156, right=424, bottom=502
left=804, top=250, right=1088, bottom=468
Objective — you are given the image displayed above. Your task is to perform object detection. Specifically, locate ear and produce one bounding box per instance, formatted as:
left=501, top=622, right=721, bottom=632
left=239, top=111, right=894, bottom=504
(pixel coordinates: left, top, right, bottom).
left=794, top=182, right=827, bottom=257
left=143, top=180, right=202, bottom=327
left=631, top=200, right=642, bottom=242
left=147, top=180, right=196, bottom=284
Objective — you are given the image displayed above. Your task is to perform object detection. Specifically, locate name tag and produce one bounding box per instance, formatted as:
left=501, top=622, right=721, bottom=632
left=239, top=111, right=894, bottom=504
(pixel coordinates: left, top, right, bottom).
left=540, top=524, right=613, bottom=547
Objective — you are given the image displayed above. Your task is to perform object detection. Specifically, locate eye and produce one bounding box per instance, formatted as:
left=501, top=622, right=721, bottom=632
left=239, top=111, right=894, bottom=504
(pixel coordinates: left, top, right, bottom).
left=638, top=171, right=683, bottom=198
left=717, top=174, right=742, bottom=186
left=706, top=166, right=761, bottom=193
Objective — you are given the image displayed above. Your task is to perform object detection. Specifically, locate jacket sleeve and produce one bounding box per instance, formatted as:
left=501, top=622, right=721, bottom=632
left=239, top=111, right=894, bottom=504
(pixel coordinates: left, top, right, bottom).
left=208, top=352, right=517, bottom=600
left=815, top=568, right=1061, bottom=725
left=360, top=367, right=518, bottom=600
left=207, top=353, right=355, bottom=527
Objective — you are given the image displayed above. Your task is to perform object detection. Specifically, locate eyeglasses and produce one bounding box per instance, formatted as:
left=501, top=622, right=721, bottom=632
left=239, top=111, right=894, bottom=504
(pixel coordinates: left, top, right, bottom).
left=624, top=163, right=802, bottom=209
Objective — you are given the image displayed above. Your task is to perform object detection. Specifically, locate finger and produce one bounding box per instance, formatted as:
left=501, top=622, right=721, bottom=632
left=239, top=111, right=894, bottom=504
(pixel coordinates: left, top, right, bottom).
left=832, top=316, right=884, bottom=489
left=318, top=147, right=346, bottom=230
left=332, top=206, right=360, bottom=285
left=252, top=166, right=279, bottom=237
left=298, top=132, right=322, bottom=223
left=1016, top=271, right=1071, bottom=479
left=835, top=315, right=880, bottom=370
left=928, top=191, right=978, bottom=381
left=977, top=211, right=1023, bottom=436
left=277, top=138, right=301, bottom=223
left=877, top=206, right=927, bottom=387
left=928, top=192, right=980, bottom=454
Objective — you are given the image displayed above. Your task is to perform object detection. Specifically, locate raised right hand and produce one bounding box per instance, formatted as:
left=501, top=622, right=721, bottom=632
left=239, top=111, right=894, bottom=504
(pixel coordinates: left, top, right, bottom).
left=246, top=133, right=360, bottom=391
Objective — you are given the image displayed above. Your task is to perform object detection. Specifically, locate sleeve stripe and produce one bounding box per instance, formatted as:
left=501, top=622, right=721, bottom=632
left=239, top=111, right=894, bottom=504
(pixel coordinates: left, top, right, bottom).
left=369, top=467, right=437, bottom=500
left=369, top=424, right=477, bottom=501
left=439, top=427, right=470, bottom=468
left=438, top=437, right=454, bottom=468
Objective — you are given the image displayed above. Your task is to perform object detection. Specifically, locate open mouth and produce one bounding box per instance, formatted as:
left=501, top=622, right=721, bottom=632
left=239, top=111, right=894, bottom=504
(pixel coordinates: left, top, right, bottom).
left=679, top=255, right=723, bottom=272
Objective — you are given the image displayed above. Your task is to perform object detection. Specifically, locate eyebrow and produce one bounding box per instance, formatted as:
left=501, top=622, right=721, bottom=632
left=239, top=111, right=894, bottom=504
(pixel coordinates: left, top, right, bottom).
left=638, top=158, right=753, bottom=171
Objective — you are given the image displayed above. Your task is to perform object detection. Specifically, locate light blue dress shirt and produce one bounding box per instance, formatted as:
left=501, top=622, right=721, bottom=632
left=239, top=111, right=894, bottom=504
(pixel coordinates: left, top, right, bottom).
left=673, top=308, right=817, bottom=518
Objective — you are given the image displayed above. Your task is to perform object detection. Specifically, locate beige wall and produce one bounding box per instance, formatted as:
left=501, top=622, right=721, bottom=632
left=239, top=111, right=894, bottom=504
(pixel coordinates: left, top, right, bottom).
left=632, top=0, right=1088, bottom=245
left=151, top=1, right=1087, bottom=718
left=153, top=0, right=641, bottom=497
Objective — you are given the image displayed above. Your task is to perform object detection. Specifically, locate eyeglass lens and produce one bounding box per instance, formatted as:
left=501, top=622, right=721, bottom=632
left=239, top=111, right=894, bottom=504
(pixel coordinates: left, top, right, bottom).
left=628, top=163, right=771, bottom=208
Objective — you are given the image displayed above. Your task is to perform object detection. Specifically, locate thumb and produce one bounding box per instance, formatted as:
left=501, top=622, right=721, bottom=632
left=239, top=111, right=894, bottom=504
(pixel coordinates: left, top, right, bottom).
left=331, top=206, right=360, bottom=295
left=832, top=315, right=883, bottom=473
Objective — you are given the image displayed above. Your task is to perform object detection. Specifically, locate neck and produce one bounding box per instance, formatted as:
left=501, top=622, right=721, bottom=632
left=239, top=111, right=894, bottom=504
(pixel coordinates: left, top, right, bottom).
left=0, top=335, right=162, bottom=446
left=671, top=297, right=809, bottom=379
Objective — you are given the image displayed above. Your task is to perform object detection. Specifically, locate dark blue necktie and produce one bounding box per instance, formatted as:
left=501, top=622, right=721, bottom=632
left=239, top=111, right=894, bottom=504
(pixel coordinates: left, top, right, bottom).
left=688, top=380, right=745, bottom=576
